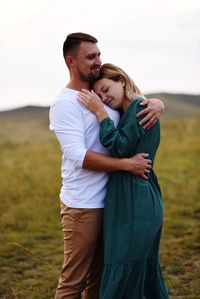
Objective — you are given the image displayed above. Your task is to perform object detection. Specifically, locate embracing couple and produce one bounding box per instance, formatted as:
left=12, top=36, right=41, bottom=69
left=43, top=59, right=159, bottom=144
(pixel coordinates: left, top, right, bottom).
left=49, top=32, right=169, bottom=299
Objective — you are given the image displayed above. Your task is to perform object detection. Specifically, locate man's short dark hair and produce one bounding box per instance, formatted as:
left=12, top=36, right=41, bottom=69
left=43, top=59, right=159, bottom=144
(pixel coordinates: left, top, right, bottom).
left=63, top=32, right=98, bottom=59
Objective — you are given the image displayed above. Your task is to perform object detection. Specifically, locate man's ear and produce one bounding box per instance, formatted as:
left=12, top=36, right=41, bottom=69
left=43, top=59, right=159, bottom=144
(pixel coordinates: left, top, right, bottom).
left=65, top=55, right=74, bottom=68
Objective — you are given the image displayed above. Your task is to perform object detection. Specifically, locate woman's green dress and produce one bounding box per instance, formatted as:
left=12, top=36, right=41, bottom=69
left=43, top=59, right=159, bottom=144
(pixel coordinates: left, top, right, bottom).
left=99, top=98, right=169, bottom=299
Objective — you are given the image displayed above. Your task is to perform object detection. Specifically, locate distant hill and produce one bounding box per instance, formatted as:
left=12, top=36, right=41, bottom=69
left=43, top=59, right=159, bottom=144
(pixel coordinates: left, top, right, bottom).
left=0, top=105, right=49, bottom=117
left=0, top=105, right=50, bottom=144
left=145, top=93, right=200, bottom=118
left=146, top=93, right=200, bottom=107
left=0, top=93, right=199, bottom=120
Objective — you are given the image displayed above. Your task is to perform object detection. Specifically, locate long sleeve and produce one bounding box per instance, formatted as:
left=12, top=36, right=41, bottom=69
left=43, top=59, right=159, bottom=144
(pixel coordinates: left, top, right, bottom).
left=99, top=99, right=145, bottom=158
left=49, top=99, right=87, bottom=168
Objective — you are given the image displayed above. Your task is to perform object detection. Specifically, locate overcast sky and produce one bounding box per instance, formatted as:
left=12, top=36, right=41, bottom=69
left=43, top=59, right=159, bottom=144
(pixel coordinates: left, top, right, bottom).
left=1, top=0, right=200, bottom=111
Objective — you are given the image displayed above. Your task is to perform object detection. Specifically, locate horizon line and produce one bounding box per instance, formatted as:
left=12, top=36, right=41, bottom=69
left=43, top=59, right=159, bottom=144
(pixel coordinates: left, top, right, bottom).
left=1, top=91, right=200, bottom=113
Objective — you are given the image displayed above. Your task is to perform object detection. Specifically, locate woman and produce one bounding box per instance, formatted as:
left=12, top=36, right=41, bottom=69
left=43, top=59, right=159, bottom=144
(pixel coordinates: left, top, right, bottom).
left=78, top=63, right=169, bottom=299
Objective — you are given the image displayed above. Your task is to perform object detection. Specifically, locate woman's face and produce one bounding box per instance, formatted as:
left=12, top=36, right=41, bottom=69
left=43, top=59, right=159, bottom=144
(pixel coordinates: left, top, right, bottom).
left=93, top=78, right=125, bottom=110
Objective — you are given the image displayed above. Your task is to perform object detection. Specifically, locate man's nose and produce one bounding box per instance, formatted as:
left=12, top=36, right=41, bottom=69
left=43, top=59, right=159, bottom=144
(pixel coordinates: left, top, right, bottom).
left=95, top=56, right=101, bottom=65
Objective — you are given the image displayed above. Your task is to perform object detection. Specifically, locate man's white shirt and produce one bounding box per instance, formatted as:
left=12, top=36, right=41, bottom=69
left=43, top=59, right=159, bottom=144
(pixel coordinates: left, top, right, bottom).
left=49, top=87, right=120, bottom=208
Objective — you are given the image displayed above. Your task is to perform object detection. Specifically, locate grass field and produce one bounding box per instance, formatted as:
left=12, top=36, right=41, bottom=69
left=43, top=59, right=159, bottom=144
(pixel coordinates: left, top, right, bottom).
left=0, top=107, right=199, bottom=298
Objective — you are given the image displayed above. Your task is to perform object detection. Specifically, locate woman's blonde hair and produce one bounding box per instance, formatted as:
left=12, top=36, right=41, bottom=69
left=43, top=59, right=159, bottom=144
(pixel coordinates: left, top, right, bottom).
left=92, top=63, right=144, bottom=101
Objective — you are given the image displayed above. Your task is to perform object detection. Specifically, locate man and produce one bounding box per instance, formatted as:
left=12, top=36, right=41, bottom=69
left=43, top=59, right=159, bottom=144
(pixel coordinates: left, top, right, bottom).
left=49, top=32, right=164, bottom=299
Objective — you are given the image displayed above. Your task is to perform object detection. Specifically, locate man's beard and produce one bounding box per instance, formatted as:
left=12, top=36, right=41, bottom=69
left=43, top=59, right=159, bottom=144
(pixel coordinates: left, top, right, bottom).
left=78, top=67, right=100, bottom=83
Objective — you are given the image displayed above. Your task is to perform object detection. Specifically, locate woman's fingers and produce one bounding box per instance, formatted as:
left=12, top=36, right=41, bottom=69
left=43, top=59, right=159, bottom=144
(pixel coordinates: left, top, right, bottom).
left=81, top=88, right=92, bottom=95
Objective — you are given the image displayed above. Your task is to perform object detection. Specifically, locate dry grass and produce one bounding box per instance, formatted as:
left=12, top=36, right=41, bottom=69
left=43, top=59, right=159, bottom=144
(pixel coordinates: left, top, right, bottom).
left=0, top=111, right=199, bottom=298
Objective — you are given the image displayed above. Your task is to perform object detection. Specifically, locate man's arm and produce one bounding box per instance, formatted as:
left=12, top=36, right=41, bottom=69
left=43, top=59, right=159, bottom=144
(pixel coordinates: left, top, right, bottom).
left=137, top=98, right=165, bottom=129
left=83, top=151, right=151, bottom=180
left=50, top=98, right=151, bottom=179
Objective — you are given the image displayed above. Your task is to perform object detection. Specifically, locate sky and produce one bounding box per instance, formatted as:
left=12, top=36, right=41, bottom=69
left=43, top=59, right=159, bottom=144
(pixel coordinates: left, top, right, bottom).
left=1, top=0, right=200, bottom=111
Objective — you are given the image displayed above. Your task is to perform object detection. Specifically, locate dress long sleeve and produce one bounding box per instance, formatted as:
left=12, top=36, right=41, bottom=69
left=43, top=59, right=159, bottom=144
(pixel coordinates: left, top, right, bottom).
left=99, top=98, right=145, bottom=158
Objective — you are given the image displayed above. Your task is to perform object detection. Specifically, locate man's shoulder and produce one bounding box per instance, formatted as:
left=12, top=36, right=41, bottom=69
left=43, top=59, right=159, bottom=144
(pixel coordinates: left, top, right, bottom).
left=53, top=87, right=79, bottom=103
left=49, top=88, right=83, bottom=130
left=51, top=88, right=80, bottom=110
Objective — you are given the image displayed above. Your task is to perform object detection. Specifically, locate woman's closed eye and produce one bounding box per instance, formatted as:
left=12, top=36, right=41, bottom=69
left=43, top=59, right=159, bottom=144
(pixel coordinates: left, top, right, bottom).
left=102, top=87, right=108, bottom=93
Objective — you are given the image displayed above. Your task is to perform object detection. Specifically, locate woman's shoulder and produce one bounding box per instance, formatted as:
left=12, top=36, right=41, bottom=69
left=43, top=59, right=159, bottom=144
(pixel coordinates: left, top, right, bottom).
left=132, top=97, right=145, bottom=106
left=128, top=97, right=145, bottom=114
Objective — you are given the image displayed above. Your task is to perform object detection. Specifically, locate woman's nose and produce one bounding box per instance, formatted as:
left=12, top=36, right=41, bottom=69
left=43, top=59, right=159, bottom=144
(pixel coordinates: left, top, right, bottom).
left=102, top=96, right=107, bottom=103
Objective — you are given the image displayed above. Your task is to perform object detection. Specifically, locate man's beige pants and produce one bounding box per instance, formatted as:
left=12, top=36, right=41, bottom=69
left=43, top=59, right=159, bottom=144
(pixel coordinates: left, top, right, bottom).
left=55, top=202, right=103, bottom=299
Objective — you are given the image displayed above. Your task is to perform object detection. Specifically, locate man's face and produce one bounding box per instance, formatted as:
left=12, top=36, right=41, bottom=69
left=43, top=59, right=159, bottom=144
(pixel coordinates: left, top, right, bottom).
left=73, top=42, right=102, bottom=82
